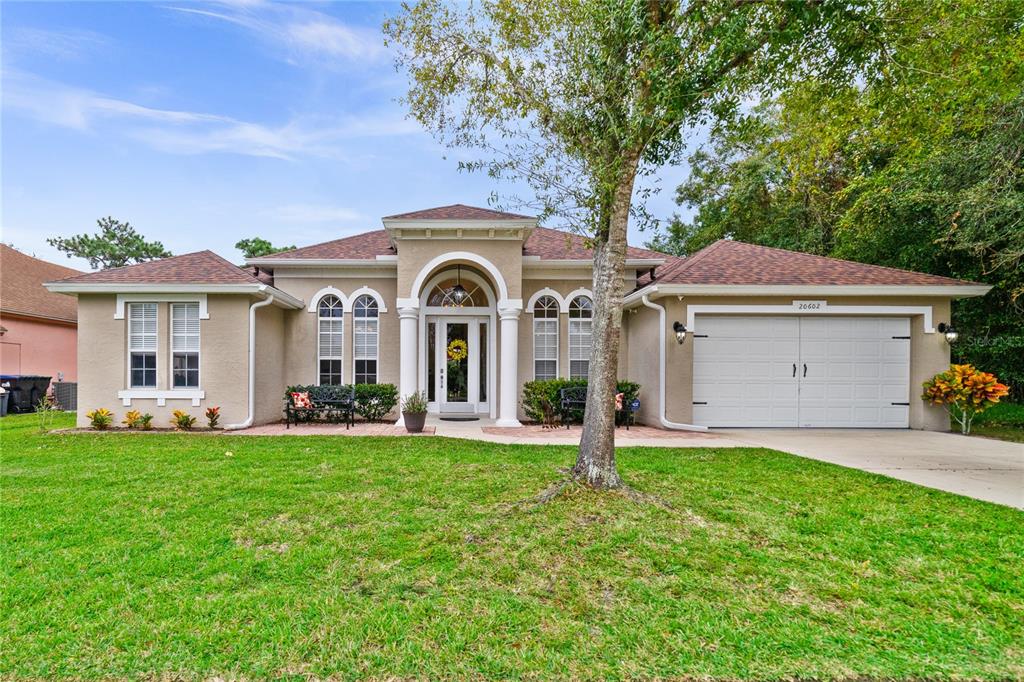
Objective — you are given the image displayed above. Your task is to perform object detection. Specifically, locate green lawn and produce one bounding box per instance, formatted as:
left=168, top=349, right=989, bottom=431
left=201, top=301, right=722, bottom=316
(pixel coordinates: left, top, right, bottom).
left=2, top=413, right=1022, bottom=680
left=971, top=401, right=1024, bottom=443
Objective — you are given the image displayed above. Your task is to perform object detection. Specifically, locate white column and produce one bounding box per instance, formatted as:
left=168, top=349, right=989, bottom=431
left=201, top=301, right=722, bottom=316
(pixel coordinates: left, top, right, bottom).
left=397, top=305, right=419, bottom=426
left=496, top=306, right=522, bottom=427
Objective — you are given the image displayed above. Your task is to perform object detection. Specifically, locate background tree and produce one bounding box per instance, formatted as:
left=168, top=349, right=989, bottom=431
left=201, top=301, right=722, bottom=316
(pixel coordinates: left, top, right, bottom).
left=385, top=0, right=872, bottom=489
left=234, top=237, right=296, bottom=259
left=47, top=217, right=171, bottom=270
left=651, top=0, right=1024, bottom=396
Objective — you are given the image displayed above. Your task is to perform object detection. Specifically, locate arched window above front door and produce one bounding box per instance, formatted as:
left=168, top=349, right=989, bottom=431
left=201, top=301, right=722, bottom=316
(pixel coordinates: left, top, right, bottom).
left=426, top=279, right=485, bottom=307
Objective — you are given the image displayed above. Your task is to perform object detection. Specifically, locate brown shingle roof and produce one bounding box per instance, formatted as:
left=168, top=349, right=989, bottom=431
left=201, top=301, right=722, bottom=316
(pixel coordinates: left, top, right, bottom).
left=644, top=240, right=981, bottom=287
left=383, top=203, right=533, bottom=220
left=524, top=226, right=666, bottom=261
left=51, top=250, right=262, bottom=285
left=1, top=245, right=82, bottom=322
left=261, top=230, right=395, bottom=260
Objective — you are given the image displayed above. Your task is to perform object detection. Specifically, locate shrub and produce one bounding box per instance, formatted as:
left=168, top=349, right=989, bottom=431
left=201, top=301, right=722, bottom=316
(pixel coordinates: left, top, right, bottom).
left=401, top=390, right=428, bottom=414
left=123, top=410, right=143, bottom=429
left=86, top=408, right=113, bottom=430
left=171, top=409, right=197, bottom=431
left=138, top=413, right=154, bottom=430
left=354, top=384, right=399, bottom=422
left=922, top=364, right=1010, bottom=435
left=521, top=379, right=640, bottom=424
left=205, top=406, right=221, bottom=429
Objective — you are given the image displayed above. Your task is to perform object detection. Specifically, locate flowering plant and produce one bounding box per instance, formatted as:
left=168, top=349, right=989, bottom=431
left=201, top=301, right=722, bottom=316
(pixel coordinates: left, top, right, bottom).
left=205, top=406, right=221, bottom=429
left=446, top=338, right=468, bottom=361
left=123, top=410, right=143, bottom=429
left=86, top=408, right=113, bottom=430
left=922, top=364, right=1009, bottom=435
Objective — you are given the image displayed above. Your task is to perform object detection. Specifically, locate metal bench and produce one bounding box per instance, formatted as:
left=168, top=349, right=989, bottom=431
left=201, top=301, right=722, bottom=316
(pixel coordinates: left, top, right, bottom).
left=286, top=386, right=356, bottom=429
left=558, top=386, right=640, bottom=429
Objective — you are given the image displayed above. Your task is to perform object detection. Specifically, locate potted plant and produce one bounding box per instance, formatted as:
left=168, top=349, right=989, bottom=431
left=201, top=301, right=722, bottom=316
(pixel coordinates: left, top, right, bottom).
left=401, top=391, right=428, bottom=433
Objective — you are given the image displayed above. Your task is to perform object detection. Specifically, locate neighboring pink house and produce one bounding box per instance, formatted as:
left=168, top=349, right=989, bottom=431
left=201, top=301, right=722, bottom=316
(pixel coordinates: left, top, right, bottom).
left=0, top=244, right=81, bottom=381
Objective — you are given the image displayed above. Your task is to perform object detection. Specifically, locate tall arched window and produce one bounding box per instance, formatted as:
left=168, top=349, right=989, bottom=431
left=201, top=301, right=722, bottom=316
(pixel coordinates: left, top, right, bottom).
left=533, top=295, right=559, bottom=380
left=317, top=294, right=344, bottom=385
left=352, top=295, right=379, bottom=384
left=568, top=295, right=593, bottom=379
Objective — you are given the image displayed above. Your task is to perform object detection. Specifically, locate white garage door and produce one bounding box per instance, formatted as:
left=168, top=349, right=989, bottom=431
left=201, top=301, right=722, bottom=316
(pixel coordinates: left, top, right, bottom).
left=692, top=316, right=910, bottom=428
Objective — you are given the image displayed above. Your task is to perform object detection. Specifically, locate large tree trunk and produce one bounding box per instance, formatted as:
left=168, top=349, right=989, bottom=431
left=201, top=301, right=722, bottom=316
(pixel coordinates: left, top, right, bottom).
left=573, top=169, right=637, bottom=489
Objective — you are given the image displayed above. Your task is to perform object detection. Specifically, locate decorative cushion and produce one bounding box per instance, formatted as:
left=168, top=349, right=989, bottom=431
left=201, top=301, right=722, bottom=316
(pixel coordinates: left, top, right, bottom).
left=614, top=392, right=624, bottom=411
left=291, top=391, right=313, bottom=409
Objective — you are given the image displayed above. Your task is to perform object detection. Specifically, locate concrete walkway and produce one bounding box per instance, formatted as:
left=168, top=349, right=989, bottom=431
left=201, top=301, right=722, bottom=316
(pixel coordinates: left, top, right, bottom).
left=719, top=429, right=1024, bottom=509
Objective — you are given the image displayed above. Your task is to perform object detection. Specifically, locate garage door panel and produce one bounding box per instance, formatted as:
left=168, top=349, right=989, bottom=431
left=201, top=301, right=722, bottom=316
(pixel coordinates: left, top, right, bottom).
left=693, top=315, right=910, bottom=428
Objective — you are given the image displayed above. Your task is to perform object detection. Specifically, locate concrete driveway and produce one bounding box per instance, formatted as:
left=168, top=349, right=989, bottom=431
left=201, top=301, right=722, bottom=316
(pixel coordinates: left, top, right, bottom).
left=718, top=429, right=1024, bottom=510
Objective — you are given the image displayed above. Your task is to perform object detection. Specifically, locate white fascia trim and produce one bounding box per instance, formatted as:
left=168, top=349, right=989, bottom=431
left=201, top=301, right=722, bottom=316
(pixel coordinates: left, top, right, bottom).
left=46, top=282, right=303, bottom=309
left=686, top=304, right=936, bottom=334
left=245, top=258, right=398, bottom=267
left=114, top=294, right=209, bottom=320
left=118, top=389, right=205, bottom=407
left=625, top=283, right=990, bottom=303
left=522, top=258, right=665, bottom=268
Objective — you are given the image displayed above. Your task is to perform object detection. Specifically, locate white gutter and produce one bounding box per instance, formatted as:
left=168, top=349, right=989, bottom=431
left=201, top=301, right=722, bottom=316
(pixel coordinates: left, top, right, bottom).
left=624, top=283, right=991, bottom=306
left=225, top=294, right=275, bottom=430
left=640, top=294, right=709, bottom=432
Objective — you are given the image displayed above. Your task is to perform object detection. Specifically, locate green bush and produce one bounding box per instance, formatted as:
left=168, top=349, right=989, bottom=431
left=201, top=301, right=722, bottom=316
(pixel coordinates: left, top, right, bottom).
left=521, top=379, right=640, bottom=424
left=354, top=384, right=399, bottom=422
left=284, top=383, right=398, bottom=422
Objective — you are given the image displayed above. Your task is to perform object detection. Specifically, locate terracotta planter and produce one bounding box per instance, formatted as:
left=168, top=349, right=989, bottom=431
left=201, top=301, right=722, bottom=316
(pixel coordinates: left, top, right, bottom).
left=403, top=411, right=427, bottom=433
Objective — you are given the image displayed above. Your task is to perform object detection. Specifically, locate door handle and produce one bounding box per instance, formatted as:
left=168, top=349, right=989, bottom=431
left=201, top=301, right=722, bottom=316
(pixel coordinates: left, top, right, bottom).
left=792, top=363, right=796, bottom=377
left=803, top=363, right=808, bottom=377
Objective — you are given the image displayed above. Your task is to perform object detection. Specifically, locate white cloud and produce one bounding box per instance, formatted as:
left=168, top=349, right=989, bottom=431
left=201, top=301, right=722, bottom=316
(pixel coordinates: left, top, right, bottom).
left=2, top=27, right=110, bottom=62
left=164, top=2, right=386, bottom=64
left=2, top=70, right=421, bottom=160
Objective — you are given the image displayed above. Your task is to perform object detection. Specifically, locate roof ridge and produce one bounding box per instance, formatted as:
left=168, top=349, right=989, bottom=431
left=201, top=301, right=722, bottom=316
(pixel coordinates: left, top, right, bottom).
left=662, top=239, right=728, bottom=278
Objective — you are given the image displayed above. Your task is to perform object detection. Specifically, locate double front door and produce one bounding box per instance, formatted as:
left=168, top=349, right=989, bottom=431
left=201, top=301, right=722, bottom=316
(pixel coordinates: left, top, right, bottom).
left=430, top=317, right=489, bottom=413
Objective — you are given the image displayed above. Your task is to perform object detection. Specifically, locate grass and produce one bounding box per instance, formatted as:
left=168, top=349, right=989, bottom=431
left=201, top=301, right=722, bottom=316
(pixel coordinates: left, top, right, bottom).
left=2, top=413, right=1022, bottom=680
left=970, top=401, right=1024, bottom=443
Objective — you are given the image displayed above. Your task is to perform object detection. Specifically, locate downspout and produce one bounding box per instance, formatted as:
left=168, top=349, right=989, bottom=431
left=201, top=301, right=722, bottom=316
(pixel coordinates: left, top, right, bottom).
left=640, top=294, right=708, bottom=432
left=225, top=293, right=275, bottom=430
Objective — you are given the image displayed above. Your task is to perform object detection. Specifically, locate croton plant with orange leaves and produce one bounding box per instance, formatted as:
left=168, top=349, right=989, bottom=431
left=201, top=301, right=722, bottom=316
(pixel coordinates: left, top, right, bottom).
left=922, top=364, right=1010, bottom=435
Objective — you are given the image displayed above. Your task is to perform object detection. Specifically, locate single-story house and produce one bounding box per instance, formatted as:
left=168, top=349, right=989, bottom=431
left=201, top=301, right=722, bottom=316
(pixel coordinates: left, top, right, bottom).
left=2, top=244, right=81, bottom=382
left=45, top=204, right=989, bottom=430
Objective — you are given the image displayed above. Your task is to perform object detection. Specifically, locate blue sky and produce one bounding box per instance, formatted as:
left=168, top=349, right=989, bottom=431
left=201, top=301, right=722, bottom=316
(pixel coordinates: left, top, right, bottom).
left=2, top=1, right=692, bottom=271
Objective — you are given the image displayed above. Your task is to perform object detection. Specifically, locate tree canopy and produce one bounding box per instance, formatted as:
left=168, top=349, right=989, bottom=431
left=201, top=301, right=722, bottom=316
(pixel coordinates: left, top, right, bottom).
left=234, top=238, right=296, bottom=259
left=47, top=217, right=172, bottom=270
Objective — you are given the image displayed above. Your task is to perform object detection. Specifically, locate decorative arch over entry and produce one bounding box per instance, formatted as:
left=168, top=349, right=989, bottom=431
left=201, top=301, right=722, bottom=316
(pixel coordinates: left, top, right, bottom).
left=406, top=251, right=514, bottom=308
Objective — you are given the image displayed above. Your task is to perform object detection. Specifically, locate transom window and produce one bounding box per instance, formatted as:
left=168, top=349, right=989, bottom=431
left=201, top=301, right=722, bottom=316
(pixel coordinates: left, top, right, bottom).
left=171, top=303, right=200, bottom=388
left=569, top=295, right=593, bottom=379
left=533, top=295, right=559, bottom=380
left=426, top=279, right=484, bottom=307
left=128, top=302, right=157, bottom=388
left=352, top=295, right=379, bottom=384
left=318, top=295, right=344, bottom=385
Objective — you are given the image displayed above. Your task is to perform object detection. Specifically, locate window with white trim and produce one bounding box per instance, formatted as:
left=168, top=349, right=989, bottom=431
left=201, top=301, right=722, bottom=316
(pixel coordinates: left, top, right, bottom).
left=352, top=295, right=378, bottom=384
left=128, top=302, right=157, bottom=388
left=171, top=303, right=200, bottom=388
left=318, top=295, right=344, bottom=385
left=568, top=295, right=593, bottom=379
left=533, top=295, right=559, bottom=380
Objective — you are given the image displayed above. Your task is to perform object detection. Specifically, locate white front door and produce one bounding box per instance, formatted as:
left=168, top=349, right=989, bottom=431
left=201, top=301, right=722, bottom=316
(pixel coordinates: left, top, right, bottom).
left=692, top=315, right=911, bottom=428
left=435, top=317, right=488, bottom=413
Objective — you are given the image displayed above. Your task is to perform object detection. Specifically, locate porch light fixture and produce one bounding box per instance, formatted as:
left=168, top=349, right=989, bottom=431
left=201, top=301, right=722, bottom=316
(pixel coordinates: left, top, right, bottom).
left=450, top=264, right=469, bottom=305
left=937, top=322, right=959, bottom=345
left=672, top=321, right=687, bottom=344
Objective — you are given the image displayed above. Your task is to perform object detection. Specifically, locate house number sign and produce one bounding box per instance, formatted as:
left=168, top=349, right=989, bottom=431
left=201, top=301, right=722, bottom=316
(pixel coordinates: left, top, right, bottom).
left=793, top=300, right=828, bottom=312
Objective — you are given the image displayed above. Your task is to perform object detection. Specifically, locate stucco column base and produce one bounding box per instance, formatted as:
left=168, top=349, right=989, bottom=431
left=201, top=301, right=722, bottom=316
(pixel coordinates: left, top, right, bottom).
left=496, top=307, right=522, bottom=427
left=396, top=305, right=419, bottom=428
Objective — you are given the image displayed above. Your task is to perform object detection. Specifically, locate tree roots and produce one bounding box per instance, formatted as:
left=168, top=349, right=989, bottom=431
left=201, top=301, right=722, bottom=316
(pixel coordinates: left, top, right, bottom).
left=511, top=474, right=674, bottom=511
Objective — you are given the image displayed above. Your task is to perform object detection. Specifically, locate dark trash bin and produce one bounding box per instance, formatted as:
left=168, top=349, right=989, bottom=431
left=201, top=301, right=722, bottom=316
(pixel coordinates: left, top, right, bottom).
left=0, top=375, right=52, bottom=413
left=0, top=389, right=8, bottom=417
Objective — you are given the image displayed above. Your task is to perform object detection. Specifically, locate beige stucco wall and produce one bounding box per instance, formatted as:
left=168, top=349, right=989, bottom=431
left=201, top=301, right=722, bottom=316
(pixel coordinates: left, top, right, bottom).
left=253, top=304, right=286, bottom=425
left=396, top=238, right=524, bottom=302
left=75, top=294, right=251, bottom=428
left=623, top=294, right=953, bottom=431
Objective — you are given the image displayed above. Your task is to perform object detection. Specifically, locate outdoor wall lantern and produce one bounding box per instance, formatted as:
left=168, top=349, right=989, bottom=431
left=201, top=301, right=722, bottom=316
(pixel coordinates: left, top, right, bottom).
left=450, top=264, right=469, bottom=305
left=672, top=321, right=687, bottom=344
left=937, top=322, right=959, bottom=345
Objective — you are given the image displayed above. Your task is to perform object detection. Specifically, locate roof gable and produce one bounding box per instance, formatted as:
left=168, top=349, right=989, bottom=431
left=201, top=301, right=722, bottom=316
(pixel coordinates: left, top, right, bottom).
left=261, top=230, right=395, bottom=260
left=648, top=240, right=981, bottom=287
left=1, top=245, right=82, bottom=322
left=383, top=204, right=533, bottom=221
left=51, top=250, right=262, bottom=285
